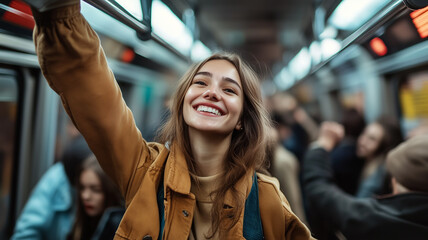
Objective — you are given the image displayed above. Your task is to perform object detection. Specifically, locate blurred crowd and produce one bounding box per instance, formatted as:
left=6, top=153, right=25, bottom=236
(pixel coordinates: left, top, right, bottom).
left=265, top=92, right=428, bottom=240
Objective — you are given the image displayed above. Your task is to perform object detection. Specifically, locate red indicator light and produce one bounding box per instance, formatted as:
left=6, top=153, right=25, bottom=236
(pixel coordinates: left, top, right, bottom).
left=2, top=0, right=34, bottom=29
left=121, top=48, right=135, bottom=63
left=370, top=37, right=388, bottom=56
left=410, top=6, right=428, bottom=39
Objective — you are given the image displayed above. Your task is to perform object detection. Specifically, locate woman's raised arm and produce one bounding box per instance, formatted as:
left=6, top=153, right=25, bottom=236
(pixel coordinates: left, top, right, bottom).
left=28, top=1, right=160, bottom=199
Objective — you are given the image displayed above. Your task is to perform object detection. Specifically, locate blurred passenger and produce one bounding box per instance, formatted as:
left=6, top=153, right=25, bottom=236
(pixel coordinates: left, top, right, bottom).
left=271, top=93, right=319, bottom=161
left=303, top=122, right=428, bottom=240
left=67, top=155, right=123, bottom=240
left=330, top=108, right=366, bottom=195
left=355, top=116, right=403, bottom=198
left=25, top=1, right=313, bottom=239
left=308, top=108, right=366, bottom=240
left=267, top=114, right=306, bottom=224
left=11, top=136, right=91, bottom=240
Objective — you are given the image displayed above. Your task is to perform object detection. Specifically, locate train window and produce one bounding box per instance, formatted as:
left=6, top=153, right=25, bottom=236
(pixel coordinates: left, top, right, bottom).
left=0, top=68, right=18, bottom=236
left=112, top=0, right=143, bottom=20
left=53, top=106, right=81, bottom=163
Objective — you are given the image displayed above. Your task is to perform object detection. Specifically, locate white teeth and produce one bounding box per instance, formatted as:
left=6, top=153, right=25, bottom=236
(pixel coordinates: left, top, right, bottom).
left=197, top=105, right=221, bottom=116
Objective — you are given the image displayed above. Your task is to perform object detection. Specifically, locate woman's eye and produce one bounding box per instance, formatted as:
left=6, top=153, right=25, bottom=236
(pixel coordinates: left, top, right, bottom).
left=194, top=80, right=206, bottom=86
left=224, top=88, right=236, bottom=94
left=90, top=186, right=103, bottom=193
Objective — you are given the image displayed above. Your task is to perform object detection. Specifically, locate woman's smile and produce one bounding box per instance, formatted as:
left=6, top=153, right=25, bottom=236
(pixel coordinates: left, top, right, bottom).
left=193, top=102, right=225, bottom=116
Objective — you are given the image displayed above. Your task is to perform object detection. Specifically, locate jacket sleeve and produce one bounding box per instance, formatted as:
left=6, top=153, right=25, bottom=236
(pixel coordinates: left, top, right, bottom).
left=302, top=148, right=378, bottom=237
left=257, top=174, right=314, bottom=240
left=31, top=4, right=161, bottom=200
left=281, top=191, right=314, bottom=240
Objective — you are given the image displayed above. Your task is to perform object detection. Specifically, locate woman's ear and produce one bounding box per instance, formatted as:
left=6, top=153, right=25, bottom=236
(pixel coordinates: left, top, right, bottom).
left=235, top=121, right=242, bottom=130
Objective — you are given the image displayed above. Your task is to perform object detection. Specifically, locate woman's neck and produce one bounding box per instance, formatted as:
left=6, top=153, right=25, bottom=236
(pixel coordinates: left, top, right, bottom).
left=188, top=128, right=232, bottom=176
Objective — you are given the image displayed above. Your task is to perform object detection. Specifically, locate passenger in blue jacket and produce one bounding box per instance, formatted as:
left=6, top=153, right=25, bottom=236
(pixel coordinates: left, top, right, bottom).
left=11, top=137, right=91, bottom=240
left=303, top=122, right=428, bottom=240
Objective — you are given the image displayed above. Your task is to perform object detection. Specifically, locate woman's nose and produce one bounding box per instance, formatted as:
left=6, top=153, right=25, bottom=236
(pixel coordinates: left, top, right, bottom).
left=203, top=88, right=221, bottom=101
left=81, top=189, right=91, bottom=200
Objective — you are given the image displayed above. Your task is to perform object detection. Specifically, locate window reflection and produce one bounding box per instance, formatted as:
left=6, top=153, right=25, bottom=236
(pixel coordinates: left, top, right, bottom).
left=113, top=0, right=143, bottom=20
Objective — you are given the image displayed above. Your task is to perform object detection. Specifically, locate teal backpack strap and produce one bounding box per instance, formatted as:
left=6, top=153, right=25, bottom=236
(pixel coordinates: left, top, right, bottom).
left=243, top=172, right=264, bottom=239
left=157, top=177, right=165, bottom=240
left=157, top=172, right=264, bottom=239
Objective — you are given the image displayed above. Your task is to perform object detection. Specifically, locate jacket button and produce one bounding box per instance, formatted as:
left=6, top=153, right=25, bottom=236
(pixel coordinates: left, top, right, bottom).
left=142, top=235, right=152, bottom=240
left=182, top=210, right=189, bottom=217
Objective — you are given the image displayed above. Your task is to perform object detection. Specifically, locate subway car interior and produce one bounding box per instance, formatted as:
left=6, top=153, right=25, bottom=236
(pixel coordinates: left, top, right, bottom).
left=1, top=0, right=428, bottom=239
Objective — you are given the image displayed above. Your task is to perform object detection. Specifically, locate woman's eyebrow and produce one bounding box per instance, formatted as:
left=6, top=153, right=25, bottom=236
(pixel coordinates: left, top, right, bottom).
left=195, top=71, right=212, bottom=77
left=195, top=71, right=242, bottom=90
left=223, top=77, right=242, bottom=90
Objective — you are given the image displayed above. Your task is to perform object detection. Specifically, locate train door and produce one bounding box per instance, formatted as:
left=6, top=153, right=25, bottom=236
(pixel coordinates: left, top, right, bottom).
left=0, top=67, right=19, bottom=238
left=0, top=64, right=44, bottom=238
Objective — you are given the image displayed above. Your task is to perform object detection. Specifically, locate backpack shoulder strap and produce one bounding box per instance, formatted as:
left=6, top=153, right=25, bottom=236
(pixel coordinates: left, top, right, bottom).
left=157, top=175, right=165, bottom=240
left=243, top=172, right=264, bottom=239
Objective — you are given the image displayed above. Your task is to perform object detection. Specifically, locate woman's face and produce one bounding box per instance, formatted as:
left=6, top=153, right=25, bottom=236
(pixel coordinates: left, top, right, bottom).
left=183, top=59, right=244, bottom=135
left=79, top=169, right=105, bottom=217
left=357, top=123, right=384, bottom=158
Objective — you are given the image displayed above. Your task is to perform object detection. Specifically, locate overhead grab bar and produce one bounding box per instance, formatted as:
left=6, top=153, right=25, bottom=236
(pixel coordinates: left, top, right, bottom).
left=311, top=0, right=409, bottom=75
left=83, top=0, right=190, bottom=62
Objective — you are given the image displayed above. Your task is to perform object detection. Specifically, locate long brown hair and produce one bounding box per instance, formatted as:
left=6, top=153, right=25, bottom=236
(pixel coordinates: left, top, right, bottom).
left=373, top=116, right=403, bottom=158
left=68, top=155, right=123, bottom=240
left=157, top=52, right=271, bottom=237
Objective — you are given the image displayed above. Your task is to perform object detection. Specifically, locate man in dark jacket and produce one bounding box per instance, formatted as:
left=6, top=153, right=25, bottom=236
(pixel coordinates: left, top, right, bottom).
left=303, top=122, right=428, bottom=240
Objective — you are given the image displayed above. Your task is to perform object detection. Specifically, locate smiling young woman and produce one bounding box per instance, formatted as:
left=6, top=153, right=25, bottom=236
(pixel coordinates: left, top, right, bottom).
left=157, top=55, right=274, bottom=238
left=26, top=1, right=313, bottom=239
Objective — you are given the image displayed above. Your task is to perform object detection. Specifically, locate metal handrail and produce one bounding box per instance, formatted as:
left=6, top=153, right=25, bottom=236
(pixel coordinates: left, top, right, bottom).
left=83, top=0, right=190, bottom=62
left=310, top=0, right=409, bottom=75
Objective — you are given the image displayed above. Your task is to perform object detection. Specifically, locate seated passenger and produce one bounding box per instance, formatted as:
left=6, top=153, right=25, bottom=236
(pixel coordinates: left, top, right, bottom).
left=303, top=122, right=428, bottom=240
left=355, top=116, right=402, bottom=198
left=11, top=136, right=91, bottom=240
left=67, top=155, right=123, bottom=240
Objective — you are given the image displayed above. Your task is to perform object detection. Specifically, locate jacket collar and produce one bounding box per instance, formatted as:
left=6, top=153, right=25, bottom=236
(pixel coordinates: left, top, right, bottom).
left=222, top=169, right=254, bottom=239
left=223, top=170, right=254, bottom=208
left=164, top=142, right=192, bottom=195
left=164, top=142, right=255, bottom=205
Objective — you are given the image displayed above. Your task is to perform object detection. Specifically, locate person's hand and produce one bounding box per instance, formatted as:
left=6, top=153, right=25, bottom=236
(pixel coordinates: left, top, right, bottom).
left=314, top=121, right=344, bottom=151
left=22, top=0, right=80, bottom=12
